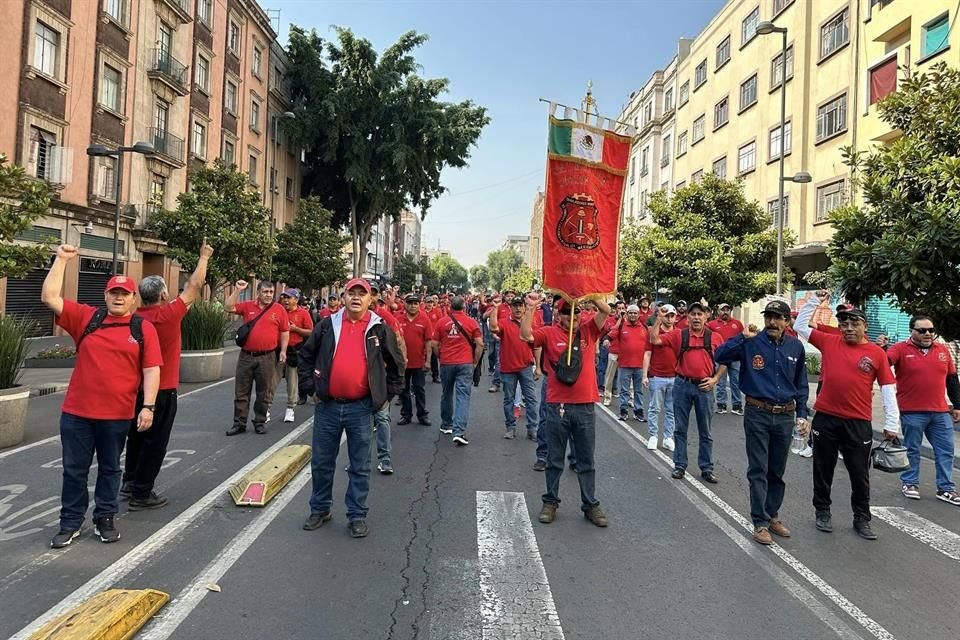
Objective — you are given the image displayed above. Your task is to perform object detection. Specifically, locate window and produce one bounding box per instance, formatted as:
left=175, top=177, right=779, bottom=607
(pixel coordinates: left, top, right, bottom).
left=676, top=180, right=686, bottom=189
left=192, top=120, right=207, bottom=158
left=27, top=126, right=61, bottom=182
left=773, top=0, right=794, bottom=15
left=252, top=46, right=262, bottom=77
left=195, top=53, right=210, bottom=93
left=712, top=156, right=727, bottom=180
left=742, top=7, right=759, bottom=46
left=250, top=98, right=260, bottom=132
left=228, top=20, right=241, bottom=55
left=34, top=21, right=59, bottom=77
left=716, top=36, right=731, bottom=68
left=737, top=140, right=756, bottom=174
left=248, top=153, right=259, bottom=185
left=768, top=196, right=789, bottom=228
left=643, top=102, right=653, bottom=125
left=154, top=99, right=169, bottom=133
left=677, top=131, right=688, bottom=156
left=285, top=176, right=294, bottom=200
left=158, top=22, right=173, bottom=57
left=629, top=156, right=636, bottom=183
left=222, top=138, right=235, bottom=166
left=640, top=147, right=649, bottom=175
left=820, top=9, right=849, bottom=60
left=679, top=81, right=689, bottom=106
left=197, top=0, right=212, bottom=27
left=692, top=115, right=705, bottom=143
left=225, top=79, right=238, bottom=114
left=694, top=59, right=707, bottom=88
left=740, top=74, right=758, bottom=110
left=271, top=65, right=283, bottom=91
left=816, top=180, right=846, bottom=221
left=922, top=14, right=949, bottom=59
left=629, top=197, right=634, bottom=218
left=714, top=97, right=729, bottom=129
left=94, top=155, right=116, bottom=201
left=103, top=0, right=125, bottom=24
left=640, top=190, right=649, bottom=216
left=664, top=87, right=674, bottom=111
left=101, top=64, right=122, bottom=112
left=150, top=174, right=166, bottom=209
left=869, top=57, right=898, bottom=105
left=769, top=120, right=792, bottom=160
left=692, top=170, right=704, bottom=183
left=771, top=45, right=794, bottom=89
left=661, top=181, right=669, bottom=191
left=661, top=134, right=671, bottom=166
left=816, top=94, right=847, bottom=141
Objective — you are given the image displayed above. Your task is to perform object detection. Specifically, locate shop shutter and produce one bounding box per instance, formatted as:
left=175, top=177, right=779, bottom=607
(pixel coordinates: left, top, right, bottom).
left=5, top=267, right=54, bottom=336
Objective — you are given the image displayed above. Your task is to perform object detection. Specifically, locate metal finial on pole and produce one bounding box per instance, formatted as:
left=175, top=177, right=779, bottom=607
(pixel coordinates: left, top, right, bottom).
left=581, top=81, right=598, bottom=124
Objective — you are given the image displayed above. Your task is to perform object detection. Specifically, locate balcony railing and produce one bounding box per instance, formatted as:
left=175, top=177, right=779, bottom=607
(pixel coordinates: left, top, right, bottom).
left=135, top=203, right=161, bottom=230
left=148, top=49, right=188, bottom=94
left=158, top=0, right=192, bottom=23
left=148, top=127, right=185, bottom=164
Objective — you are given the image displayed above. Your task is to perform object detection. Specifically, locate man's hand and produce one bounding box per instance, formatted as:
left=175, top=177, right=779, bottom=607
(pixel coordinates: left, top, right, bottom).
left=952, top=409, right=960, bottom=423
left=698, top=376, right=718, bottom=392
left=235, top=280, right=249, bottom=291
left=200, top=238, right=214, bottom=259
left=279, top=350, right=287, bottom=364
left=743, top=324, right=758, bottom=338
left=56, top=244, right=79, bottom=261
left=796, top=418, right=810, bottom=437
left=882, top=429, right=899, bottom=441
left=137, top=408, right=154, bottom=432
left=534, top=367, right=542, bottom=381
left=524, top=293, right=539, bottom=308
left=642, top=374, right=650, bottom=389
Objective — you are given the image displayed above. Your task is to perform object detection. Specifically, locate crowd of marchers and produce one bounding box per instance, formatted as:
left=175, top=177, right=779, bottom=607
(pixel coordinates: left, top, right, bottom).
left=34, top=243, right=960, bottom=547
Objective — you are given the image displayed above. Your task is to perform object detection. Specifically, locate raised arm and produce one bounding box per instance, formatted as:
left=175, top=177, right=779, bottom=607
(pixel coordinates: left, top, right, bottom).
left=794, top=292, right=821, bottom=341
left=520, top=293, right=537, bottom=342
left=179, top=239, right=214, bottom=306
left=649, top=313, right=664, bottom=345
left=41, top=245, right=78, bottom=316
left=224, top=280, right=249, bottom=314
left=592, top=297, right=611, bottom=331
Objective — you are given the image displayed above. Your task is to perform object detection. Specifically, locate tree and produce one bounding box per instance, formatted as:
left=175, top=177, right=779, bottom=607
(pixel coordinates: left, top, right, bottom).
left=392, top=253, right=434, bottom=293
left=430, top=255, right=468, bottom=291
left=501, top=265, right=537, bottom=293
left=152, top=162, right=275, bottom=290
left=272, top=197, right=348, bottom=292
left=828, top=62, right=960, bottom=339
left=619, top=173, right=787, bottom=305
left=0, top=154, right=56, bottom=279
left=469, top=264, right=490, bottom=290
left=285, top=27, right=490, bottom=277
left=485, top=248, right=524, bottom=290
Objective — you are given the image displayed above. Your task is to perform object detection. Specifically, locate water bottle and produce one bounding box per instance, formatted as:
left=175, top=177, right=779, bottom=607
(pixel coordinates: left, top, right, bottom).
left=791, top=427, right=805, bottom=454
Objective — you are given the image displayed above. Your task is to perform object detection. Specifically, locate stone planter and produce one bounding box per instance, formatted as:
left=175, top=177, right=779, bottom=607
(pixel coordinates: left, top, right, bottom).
left=0, top=385, right=30, bottom=448
left=180, top=349, right=224, bottom=383
left=24, top=357, right=76, bottom=368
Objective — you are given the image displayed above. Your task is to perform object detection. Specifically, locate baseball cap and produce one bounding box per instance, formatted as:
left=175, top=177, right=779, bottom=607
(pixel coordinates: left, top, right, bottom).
left=677, top=300, right=688, bottom=307
left=639, top=295, right=650, bottom=302
left=328, top=293, right=339, bottom=300
left=688, top=301, right=709, bottom=312
left=344, top=278, right=371, bottom=294
left=836, top=305, right=867, bottom=322
left=280, top=288, right=300, bottom=298
left=509, top=297, right=524, bottom=306
left=105, top=275, right=136, bottom=293
left=404, top=294, right=421, bottom=303
left=367, top=280, right=380, bottom=293
left=660, top=304, right=677, bottom=315
left=763, top=300, right=791, bottom=317
left=718, top=302, right=731, bottom=311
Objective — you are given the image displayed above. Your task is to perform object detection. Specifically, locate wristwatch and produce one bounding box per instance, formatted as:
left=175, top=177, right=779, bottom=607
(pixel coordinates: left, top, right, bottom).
left=142, top=405, right=155, bottom=411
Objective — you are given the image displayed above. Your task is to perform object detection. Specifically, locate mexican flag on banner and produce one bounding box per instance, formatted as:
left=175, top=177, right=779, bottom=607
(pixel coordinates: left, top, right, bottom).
left=542, top=115, right=631, bottom=301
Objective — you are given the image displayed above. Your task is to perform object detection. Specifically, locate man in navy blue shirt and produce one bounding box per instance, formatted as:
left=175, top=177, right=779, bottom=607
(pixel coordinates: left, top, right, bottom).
left=715, top=299, right=809, bottom=546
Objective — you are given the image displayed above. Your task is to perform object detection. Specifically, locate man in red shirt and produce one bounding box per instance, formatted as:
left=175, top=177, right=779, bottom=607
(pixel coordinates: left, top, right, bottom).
left=675, top=300, right=689, bottom=330
left=643, top=304, right=678, bottom=451
left=396, top=294, right=432, bottom=427
left=651, top=301, right=726, bottom=483
left=298, top=278, right=404, bottom=538
left=424, top=295, right=443, bottom=382
left=887, top=316, right=960, bottom=506
left=637, top=295, right=654, bottom=325
left=601, top=301, right=627, bottom=405
left=277, top=288, right=314, bottom=423
left=431, top=296, right=483, bottom=445
left=610, top=304, right=650, bottom=423
left=708, top=303, right=745, bottom=415
left=225, top=280, right=289, bottom=435
left=795, top=294, right=900, bottom=539
left=318, top=293, right=340, bottom=320
left=522, top=295, right=611, bottom=527
left=122, top=239, right=213, bottom=511
left=489, top=297, right=540, bottom=440
left=41, top=245, right=162, bottom=548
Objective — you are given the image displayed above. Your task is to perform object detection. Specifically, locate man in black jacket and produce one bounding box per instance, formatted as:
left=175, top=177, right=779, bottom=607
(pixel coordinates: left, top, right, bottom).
left=297, top=278, right=405, bottom=538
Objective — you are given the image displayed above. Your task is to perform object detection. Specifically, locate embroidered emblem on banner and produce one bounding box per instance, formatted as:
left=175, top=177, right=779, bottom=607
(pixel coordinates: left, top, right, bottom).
left=556, top=193, right=600, bottom=251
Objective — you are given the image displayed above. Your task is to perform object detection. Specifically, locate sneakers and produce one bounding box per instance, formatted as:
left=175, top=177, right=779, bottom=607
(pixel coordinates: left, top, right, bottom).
left=503, top=431, right=516, bottom=440
left=854, top=520, right=878, bottom=540
left=93, top=516, right=120, bottom=543
left=439, top=425, right=454, bottom=435
left=646, top=436, right=658, bottom=450
left=418, top=417, right=432, bottom=426
left=701, top=471, right=719, bottom=484
left=815, top=512, right=833, bottom=533
left=50, top=528, right=80, bottom=549
left=731, top=406, right=744, bottom=416
left=636, top=412, right=647, bottom=423
left=377, top=461, right=394, bottom=475
left=768, top=518, right=792, bottom=538
left=348, top=519, right=369, bottom=538
left=937, top=490, right=960, bottom=506
left=671, top=468, right=685, bottom=480
left=533, top=460, right=546, bottom=472
left=901, top=484, right=920, bottom=500
left=752, top=526, right=773, bottom=545
left=128, top=492, right=169, bottom=511
left=663, top=437, right=675, bottom=452
left=618, top=412, right=628, bottom=421
left=584, top=505, right=608, bottom=527
left=254, top=424, right=267, bottom=435
left=283, top=408, right=295, bottom=423
left=538, top=503, right=557, bottom=524
left=452, top=435, right=470, bottom=446
left=225, top=425, right=246, bottom=436
left=526, top=430, right=536, bottom=440
left=398, top=416, right=412, bottom=425
left=798, top=445, right=813, bottom=458
left=715, top=405, right=728, bottom=415
left=302, top=511, right=332, bottom=530
left=488, top=385, right=500, bottom=393
left=603, top=396, right=612, bottom=406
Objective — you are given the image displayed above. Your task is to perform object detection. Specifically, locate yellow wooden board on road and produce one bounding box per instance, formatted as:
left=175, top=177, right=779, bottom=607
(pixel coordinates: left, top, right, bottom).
left=29, top=588, right=169, bottom=640
left=229, top=444, right=311, bottom=506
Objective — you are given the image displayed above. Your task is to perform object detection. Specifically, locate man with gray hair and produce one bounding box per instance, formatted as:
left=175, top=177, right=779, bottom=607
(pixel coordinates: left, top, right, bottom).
left=123, top=240, right=213, bottom=510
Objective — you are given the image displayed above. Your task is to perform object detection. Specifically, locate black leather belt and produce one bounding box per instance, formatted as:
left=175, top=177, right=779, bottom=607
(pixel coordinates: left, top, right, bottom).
left=745, top=396, right=797, bottom=414
left=243, top=350, right=274, bottom=357
left=676, top=375, right=705, bottom=384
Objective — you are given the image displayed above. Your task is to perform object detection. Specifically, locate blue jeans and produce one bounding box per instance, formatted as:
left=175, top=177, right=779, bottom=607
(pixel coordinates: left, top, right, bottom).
left=59, top=413, right=129, bottom=530
left=743, top=406, right=794, bottom=526
left=596, top=343, right=610, bottom=391
left=647, top=376, right=676, bottom=438
left=374, top=403, right=391, bottom=464
left=618, top=367, right=644, bottom=416
left=900, top=412, right=955, bottom=491
left=502, top=368, right=540, bottom=434
left=440, top=363, right=474, bottom=437
left=716, top=360, right=742, bottom=409
left=309, top=397, right=374, bottom=520
left=491, top=342, right=501, bottom=387
left=542, top=403, right=599, bottom=510
left=535, top=376, right=576, bottom=465
left=672, top=378, right=714, bottom=473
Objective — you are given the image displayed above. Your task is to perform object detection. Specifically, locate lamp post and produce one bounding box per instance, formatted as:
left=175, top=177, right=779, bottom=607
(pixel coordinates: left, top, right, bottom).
left=86, top=142, right=155, bottom=275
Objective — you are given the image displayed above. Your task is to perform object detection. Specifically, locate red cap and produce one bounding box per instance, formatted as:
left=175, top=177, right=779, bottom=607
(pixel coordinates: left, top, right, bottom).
left=105, top=275, right=136, bottom=293
left=343, top=278, right=371, bottom=294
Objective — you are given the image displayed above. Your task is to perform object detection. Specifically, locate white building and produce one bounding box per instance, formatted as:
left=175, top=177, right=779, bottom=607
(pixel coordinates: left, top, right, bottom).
left=502, top=235, right=530, bottom=265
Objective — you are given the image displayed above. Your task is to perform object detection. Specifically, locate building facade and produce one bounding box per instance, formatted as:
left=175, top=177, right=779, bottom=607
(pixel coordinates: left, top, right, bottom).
left=502, top=235, right=530, bottom=265
left=528, top=190, right=544, bottom=278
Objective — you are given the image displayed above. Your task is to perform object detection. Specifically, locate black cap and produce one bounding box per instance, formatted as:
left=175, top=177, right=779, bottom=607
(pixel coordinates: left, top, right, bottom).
left=502, top=288, right=518, bottom=295
left=763, top=300, right=791, bottom=318
left=688, top=301, right=709, bottom=313
left=639, top=294, right=650, bottom=302
left=404, top=294, right=421, bottom=303
left=509, top=297, right=524, bottom=306
left=676, top=299, right=687, bottom=307
left=367, top=280, right=380, bottom=292
left=836, top=305, right=867, bottom=322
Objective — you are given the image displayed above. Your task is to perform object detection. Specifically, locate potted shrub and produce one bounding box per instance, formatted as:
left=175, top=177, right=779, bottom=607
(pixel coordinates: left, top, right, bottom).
left=24, top=344, right=77, bottom=368
left=179, top=301, right=230, bottom=383
left=0, top=316, right=33, bottom=448
left=805, top=353, right=821, bottom=385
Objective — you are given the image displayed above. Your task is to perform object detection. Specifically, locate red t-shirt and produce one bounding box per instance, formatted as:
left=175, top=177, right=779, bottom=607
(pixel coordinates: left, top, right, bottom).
left=785, top=326, right=799, bottom=338
left=58, top=300, right=163, bottom=420
left=533, top=320, right=601, bottom=404
left=659, top=328, right=716, bottom=380
left=497, top=304, right=512, bottom=321
left=648, top=326, right=678, bottom=378
left=235, top=301, right=289, bottom=352
left=318, top=307, right=337, bottom=320
left=327, top=312, right=371, bottom=400
left=638, top=309, right=653, bottom=325
left=136, top=297, right=188, bottom=390
left=604, top=316, right=622, bottom=355
left=496, top=316, right=534, bottom=373
left=426, top=307, right=443, bottom=327
left=887, top=340, right=955, bottom=413
left=432, top=312, right=481, bottom=365
left=676, top=314, right=689, bottom=330
left=810, top=329, right=895, bottom=420
left=376, top=304, right=401, bottom=333
left=609, top=320, right=649, bottom=368
left=707, top=317, right=744, bottom=343
left=397, top=312, right=432, bottom=369
left=285, top=307, right=314, bottom=347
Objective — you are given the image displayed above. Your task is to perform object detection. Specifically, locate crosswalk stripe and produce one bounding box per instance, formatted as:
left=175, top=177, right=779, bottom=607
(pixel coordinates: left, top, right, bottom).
left=872, top=507, right=960, bottom=563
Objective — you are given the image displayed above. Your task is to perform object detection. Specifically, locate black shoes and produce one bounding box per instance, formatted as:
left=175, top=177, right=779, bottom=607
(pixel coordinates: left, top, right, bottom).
left=533, top=460, right=546, bottom=472
left=671, top=468, right=686, bottom=480
left=854, top=520, right=878, bottom=540
left=303, top=511, right=332, bottom=530
left=701, top=471, right=719, bottom=484
left=418, top=418, right=432, bottom=426
left=619, top=412, right=628, bottom=421
left=119, top=482, right=133, bottom=498
left=815, top=512, right=833, bottom=533
left=254, top=424, right=267, bottom=435
left=50, top=528, right=80, bottom=549
left=128, top=492, right=168, bottom=511
left=452, top=435, right=470, bottom=446
left=93, top=516, right=120, bottom=543
left=349, top=519, right=369, bottom=538
left=398, top=417, right=412, bottom=425
left=225, top=425, right=246, bottom=436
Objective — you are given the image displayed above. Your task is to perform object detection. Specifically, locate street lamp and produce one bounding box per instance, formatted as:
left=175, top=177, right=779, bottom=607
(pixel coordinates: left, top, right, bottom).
left=86, top=142, right=155, bottom=275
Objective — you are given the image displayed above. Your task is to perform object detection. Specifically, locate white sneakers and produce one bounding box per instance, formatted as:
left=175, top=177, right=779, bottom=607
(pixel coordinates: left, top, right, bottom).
left=284, top=408, right=295, bottom=423
left=646, top=436, right=658, bottom=450
left=798, top=445, right=813, bottom=458
left=663, top=437, right=675, bottom=452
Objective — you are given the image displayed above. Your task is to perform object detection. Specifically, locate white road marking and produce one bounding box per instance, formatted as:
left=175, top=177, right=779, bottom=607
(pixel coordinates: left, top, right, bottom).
left=873, top=507, right=960, bottom=563
left=476, top=491, right=564, bottom=640
left=178, top=377, right=236, bottom=399
left=596, top=402, right=897, bottom=640
left=9, top=416, right=313, bottom=640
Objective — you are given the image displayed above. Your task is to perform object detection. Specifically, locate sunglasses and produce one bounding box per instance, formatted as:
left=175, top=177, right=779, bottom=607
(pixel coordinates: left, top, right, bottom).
left=913, top=327, right=936, bottom=334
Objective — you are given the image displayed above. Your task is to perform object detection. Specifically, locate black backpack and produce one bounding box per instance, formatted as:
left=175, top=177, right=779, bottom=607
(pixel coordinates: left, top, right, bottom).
left=78, top=307, right=145, bottom=364
left=678, top=328, right=714, bottom=377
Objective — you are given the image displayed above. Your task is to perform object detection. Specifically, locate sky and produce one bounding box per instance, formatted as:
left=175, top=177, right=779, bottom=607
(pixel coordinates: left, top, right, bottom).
left=270, top=0, right=726, bottom=269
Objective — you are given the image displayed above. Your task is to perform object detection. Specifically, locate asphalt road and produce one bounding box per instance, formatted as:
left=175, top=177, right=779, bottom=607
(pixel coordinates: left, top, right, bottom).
left=1, top=363, right=958, bottom=640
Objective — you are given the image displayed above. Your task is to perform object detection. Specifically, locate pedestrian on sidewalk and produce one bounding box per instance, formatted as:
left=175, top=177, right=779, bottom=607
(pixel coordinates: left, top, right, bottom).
left=432, top=296, right=483, bottom=445
left=277, top=288, right=314, bottom=423
left=886, top=317, right=960, bottom=506
left=642, top=304, right=678, bottom=451
left=396, top=294, right=432, bottom=427
left=41, top=245, right=163, bottom=548
left=225, top=280, right=289, bottom=436
left=522, top=295, right=611, bottom=528
left=602, top=301, right=626, bottom=405
left=714, top=300, right=810, bottom=545
left=795, top=292, right=900, bottom=540
left=488, top=296, right=541, bottom=440
left=708, top=303, right=745, bottom=415
left=610, top=304, right=649, bottom=422
left=123, top=239, right=213, bottom=511
left=298, top=278, right=404, bottom=538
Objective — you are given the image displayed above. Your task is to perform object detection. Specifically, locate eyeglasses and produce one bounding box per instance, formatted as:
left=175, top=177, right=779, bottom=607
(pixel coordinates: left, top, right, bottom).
left=913, top=327, right=936, bottom=334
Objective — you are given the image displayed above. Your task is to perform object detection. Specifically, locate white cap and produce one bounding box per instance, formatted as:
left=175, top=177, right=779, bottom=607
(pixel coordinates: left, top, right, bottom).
left=660, top=304, right=677, bottom=314
left=627, top=304, right=641, bottom=312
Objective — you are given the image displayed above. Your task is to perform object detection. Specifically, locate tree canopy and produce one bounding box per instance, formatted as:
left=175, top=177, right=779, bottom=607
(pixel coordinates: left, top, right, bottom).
left=284, top=27, right=490, bottom=277
left=272, top=197, right=349, bottom=293
left=0, top=155, right=56, bottom=280
left=392, top=253, right=434, bottom=293
left=469, top=264, right=490, bottom=290
left=484, top=248, right=524, bottom=291
left=828, top=62, right=960, bottom=339
left=430, top=254, right=469, bottom=291
left=502, top=265, right=537, bottom=293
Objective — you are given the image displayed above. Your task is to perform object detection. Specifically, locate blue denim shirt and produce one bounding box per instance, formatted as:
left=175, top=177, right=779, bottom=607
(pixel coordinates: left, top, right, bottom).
left=714, top=330, right=810, bottom=418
